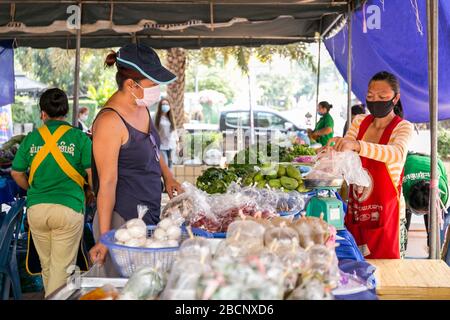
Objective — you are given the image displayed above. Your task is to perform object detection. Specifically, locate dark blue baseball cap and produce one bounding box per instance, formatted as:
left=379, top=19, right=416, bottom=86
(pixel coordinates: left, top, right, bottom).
left=116, top=44, right=177, bottom=85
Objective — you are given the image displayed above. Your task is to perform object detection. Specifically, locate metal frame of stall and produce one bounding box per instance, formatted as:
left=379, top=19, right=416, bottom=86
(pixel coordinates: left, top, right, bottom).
left=312, top=0, right=441, bottom=259
left=0, top=0, right=443, bottom=260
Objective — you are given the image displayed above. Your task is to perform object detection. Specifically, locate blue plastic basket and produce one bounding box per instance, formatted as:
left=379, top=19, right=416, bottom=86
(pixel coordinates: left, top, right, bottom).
left=278, top=210, right=301, bottom=220
left=190, top=227, right=227, bottom=239
left=100, top=225, right=187, bottom=277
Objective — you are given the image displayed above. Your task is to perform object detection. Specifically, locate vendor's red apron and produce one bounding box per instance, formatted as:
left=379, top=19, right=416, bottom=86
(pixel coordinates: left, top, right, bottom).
left=346, top=115, right=404, bottom=259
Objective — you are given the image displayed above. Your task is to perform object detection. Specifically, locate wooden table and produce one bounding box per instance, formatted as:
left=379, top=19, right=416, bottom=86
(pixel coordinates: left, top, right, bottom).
left=367, top=259, right=450, bottom=300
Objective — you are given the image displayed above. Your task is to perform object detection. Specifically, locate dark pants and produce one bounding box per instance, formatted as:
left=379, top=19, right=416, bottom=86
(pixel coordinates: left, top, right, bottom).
left=405, top=208, right=449, bottom=249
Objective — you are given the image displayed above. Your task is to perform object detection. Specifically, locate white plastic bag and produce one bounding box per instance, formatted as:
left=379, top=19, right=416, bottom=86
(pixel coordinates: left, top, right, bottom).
left=114, top=205, right=149, bottom=247
left=308, top=150, right=371, bottom=187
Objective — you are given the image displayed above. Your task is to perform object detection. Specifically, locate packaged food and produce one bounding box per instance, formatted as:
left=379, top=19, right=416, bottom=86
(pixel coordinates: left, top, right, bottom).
left=79, top=284, right=120, bottom=300
left=119, top=266, right=166, bottom=300
left=114, top=205, right=149, bottom=247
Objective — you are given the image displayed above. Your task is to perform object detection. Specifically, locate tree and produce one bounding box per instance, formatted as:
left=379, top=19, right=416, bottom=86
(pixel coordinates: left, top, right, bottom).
left=166, top=48, right=187, bottom=128
left=165, top=43, right=315, bottom=126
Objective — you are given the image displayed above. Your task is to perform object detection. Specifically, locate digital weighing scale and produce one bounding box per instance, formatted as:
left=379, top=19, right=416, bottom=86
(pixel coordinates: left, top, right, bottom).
left=304, top=178, right=346, bottom=230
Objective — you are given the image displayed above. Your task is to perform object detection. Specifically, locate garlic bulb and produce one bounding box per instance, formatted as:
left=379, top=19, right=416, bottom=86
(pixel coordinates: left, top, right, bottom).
left=165, top=240, right=179, bottom=248
left=115, top=229, right=132, bottom=243
left=145, top=240, right=166, bottom=249
left=166, top=225, right=182, bottom=240
left=153, top=228, right=167, bottom=241
left=126, top=218, right=147, bottom=230
left=128, top=225, right=147, bottom=238
left=125, top=238, right=146, bottom=247
left=158, top=218, right=173, bottom=231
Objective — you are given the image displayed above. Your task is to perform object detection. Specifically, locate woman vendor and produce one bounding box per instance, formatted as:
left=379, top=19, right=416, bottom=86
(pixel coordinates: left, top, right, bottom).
left=308, top=101, right=334, bottom=146
left=329, top=71, right=413, bottom=259
left=88, top=44, right=182, bottom=274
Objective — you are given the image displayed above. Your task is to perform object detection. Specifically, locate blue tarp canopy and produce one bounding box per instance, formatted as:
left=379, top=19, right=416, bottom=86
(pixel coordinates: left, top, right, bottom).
left=325, top=0, right=450, bottom=123
left=0, top=40, right=14, bottom=107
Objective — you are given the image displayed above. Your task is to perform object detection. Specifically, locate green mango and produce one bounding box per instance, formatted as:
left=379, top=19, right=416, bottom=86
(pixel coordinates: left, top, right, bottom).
left=268, top=179, right=282, bottom=189
left=253, top=172, right=264, bottom=182
left=243, top=176, right=254, bottom=186
left=277, top=165, right=287, bottom=177
left=266, top=173, right=278, bottom=180
left=260, top=162, right=278, bottom=176
left=280, top=176, right=299, bottom=190
left=257, top=180, right=267, bottom=189
left=286, top=165, right=302, bottom=180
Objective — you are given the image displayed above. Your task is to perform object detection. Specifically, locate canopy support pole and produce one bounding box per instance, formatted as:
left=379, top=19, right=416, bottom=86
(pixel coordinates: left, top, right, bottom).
left=314, top=34, right=322, bottom=126
left=427, top=0, right=440, bottom=260
left=248, top=68, right=255, bottom=146
left=346, top=1, right=353, bottom=127
left=72, top=3, right=82, bottom=126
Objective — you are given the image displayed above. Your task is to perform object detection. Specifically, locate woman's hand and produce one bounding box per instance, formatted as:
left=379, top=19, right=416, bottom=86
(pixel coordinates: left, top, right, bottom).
left=89, top=242, right=108, bottom=265
left=327, top=137, right=361, bottom=153
left=164, top=178, right=183, bottom=199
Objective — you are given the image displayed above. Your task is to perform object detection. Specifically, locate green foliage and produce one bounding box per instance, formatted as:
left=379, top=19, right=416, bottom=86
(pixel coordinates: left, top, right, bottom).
left=438, top=130, right=450, bottom=159
left=257, top=73, right=295, bottom=109
left=14, top=47, right=117, bottom=103
left=11, top=96, right=41, bottom=128
left=87, top=81, right=116, bottom=109
left=184, top=131, right=223, bottom=159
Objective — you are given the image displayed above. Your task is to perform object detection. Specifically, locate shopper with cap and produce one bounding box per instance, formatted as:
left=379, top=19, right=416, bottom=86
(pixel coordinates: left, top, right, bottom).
left=88, top=44, right=182, bottom=273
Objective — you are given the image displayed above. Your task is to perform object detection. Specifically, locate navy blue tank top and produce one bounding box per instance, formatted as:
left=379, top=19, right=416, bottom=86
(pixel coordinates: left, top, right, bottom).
left=92, top=107, right=162, bottom=225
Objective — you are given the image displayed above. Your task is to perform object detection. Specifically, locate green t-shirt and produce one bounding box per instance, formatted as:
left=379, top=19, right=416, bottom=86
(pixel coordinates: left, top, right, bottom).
left=12, top=120, right=92, bottom=213
left=402, top=153, right=449, bottom=207
left=314, top=113, right=334, bottom=146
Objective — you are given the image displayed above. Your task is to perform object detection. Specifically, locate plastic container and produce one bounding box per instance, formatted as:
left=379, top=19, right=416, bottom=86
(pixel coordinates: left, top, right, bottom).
left=190, top=227, right=227, bottom=239
left=100, top=225, right=188, bottom=277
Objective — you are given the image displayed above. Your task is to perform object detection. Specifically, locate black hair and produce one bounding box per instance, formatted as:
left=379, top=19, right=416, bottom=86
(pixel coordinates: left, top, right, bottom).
left=351, top=104, right=365, bottom=116
left=39, top=88, right=69, bottom=118
left=409, top=180, right=430, bottom=212
left=319, top=101, right=333, bottom=112
left=370, top=71, right=404, bottom=118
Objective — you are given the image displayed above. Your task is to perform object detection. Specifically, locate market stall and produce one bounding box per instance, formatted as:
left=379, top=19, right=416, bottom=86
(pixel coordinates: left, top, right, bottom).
left=44, top=136, right=379, bottom=300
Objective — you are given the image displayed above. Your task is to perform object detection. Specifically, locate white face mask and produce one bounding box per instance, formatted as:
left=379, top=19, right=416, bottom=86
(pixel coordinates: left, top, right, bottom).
left=132, top=82, right=160, bottom=107
left=80, top=114, right=88, bottom=121
left=161, top=104, right=170, bottom=113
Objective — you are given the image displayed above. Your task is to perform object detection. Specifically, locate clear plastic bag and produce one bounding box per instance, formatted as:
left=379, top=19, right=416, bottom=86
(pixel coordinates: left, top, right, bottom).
left=114, top=205, right=149, bottom=247
left=293, top=216, right=331, bottom=249
left=215, top=220, right=266, bottom=257
left=119, top=266, right=166, bottom=300
left=160, top=258, right=212, bottom=300
left=179, top=238, right=212, bottom=263
left=264, top=227, right=300, bottom=253
left=308, top=150, right=371, bottom=187
left=161, top=182, right=220, bottom=230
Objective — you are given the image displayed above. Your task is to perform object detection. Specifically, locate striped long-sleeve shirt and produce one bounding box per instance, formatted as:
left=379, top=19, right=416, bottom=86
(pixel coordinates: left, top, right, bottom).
left=345, top=114, right=414, bottom=218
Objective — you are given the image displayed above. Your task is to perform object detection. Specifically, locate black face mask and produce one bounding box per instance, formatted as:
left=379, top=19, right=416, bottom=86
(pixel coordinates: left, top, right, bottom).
left=366, top=97, right=395, bottom=118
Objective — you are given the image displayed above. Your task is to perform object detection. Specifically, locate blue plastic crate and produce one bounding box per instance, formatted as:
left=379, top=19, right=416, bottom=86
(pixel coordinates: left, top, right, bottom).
left=190, top=227, right=227, bottom=239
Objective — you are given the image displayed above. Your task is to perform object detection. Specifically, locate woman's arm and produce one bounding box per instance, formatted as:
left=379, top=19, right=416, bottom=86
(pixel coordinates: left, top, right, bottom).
left=92, top=112, right=123, bottom=236
left=160, top=156, right=182, bottom=198
left=358, top=121, right=413, bottom=164
left=314, top=127, right=333, bottom=137
left=89, top=112, right=124, bottom=264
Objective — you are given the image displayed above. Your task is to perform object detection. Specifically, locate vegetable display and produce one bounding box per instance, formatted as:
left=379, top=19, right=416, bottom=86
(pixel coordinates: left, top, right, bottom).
left=0, top=135, right=25, bottom=165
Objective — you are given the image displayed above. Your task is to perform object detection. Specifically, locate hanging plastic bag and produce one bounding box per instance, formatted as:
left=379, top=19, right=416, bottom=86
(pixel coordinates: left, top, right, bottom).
left=307, top=150, right=371, bottom=187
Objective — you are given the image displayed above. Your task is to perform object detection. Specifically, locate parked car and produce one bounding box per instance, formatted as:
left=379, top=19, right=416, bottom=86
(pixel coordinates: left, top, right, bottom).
left=182, top=107, right=306, bottom=154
